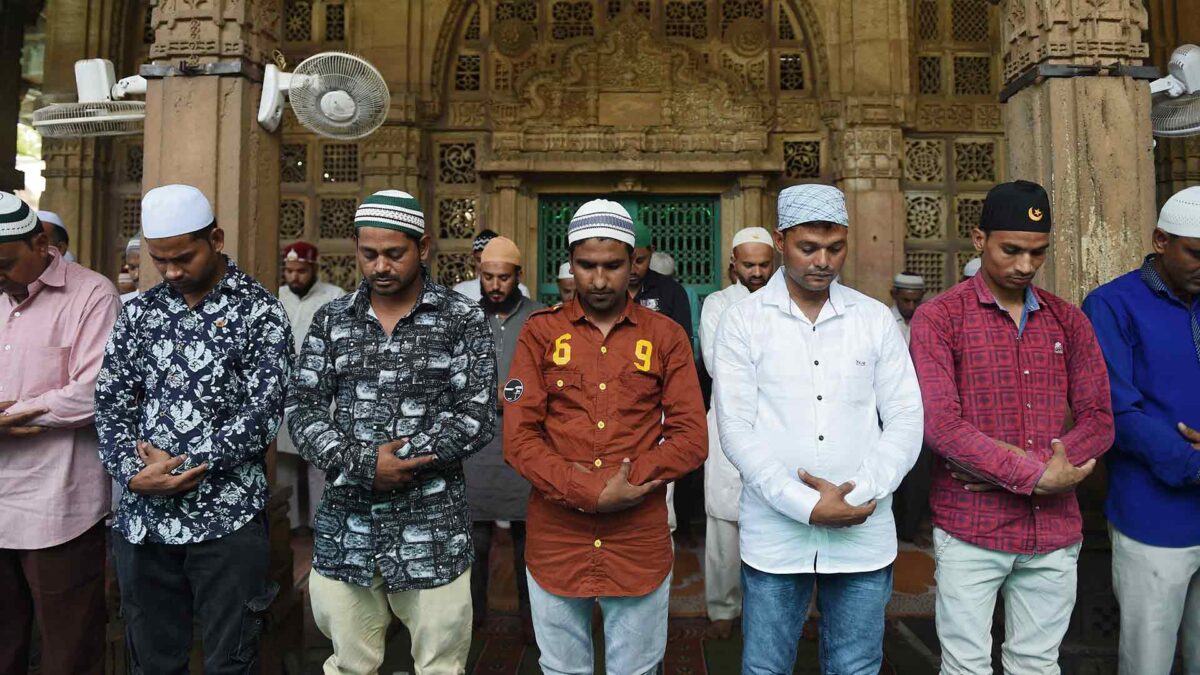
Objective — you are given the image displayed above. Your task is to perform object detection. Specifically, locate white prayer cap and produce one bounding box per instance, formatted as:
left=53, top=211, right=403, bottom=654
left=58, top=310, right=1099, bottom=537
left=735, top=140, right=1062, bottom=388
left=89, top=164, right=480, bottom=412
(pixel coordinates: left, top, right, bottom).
left=963, top=257, right=982, bottom=278
left=1159, top=186, right=1200, bottom=238
left=37, top=210, right=66, bottom=233
left=125, top=237, right=141, bottom=254
left=568, top=199, right=636, bottom=247
left=0, top=192, right=38, bottom=243
left=893, top=272, right=926, bottom=290
left=141, top=184, right=215, bottom=239
left=731, top=226, right=774, bottom=251
left=777, top=185, right=849, bottom=231
left=649, top=251, right=676, bottom=277
left=557, top=261, right=573, bottom=279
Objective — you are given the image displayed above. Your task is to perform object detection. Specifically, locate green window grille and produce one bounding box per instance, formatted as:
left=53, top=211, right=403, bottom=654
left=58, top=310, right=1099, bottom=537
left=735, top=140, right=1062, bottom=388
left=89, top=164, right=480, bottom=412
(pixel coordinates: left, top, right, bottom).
left=537, top=195, right=722, bottom=345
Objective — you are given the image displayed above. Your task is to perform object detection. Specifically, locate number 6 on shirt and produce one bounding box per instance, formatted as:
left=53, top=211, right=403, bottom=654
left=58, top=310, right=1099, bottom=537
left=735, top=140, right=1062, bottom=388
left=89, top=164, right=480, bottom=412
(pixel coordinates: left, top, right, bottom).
left=634, top=339, right=653, bottom=371
left=553, top=333, right=572, bottom=365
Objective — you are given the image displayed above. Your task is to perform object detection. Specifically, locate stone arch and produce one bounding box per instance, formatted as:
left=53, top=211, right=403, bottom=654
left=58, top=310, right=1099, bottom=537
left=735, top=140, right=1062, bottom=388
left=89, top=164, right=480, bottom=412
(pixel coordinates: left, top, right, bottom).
left=429, top=0, right=833, bottom=115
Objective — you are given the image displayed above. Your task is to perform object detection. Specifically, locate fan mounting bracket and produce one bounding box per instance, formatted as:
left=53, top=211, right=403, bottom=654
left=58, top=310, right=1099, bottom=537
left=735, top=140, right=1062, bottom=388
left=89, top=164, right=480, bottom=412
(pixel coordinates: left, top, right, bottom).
left=139, top=59, right=265, bottom=83
left=999, top=63, right=1161, bottom=103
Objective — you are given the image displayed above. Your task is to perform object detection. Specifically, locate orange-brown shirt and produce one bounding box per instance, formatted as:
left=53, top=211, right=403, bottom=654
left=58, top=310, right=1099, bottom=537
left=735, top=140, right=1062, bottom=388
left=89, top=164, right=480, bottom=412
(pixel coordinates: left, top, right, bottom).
left=503, top=299, right=707, bottom=597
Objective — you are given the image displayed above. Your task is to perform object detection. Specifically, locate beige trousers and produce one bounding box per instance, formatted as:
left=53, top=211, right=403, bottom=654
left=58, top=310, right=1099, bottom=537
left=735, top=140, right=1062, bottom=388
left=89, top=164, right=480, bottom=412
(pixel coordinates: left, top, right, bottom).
left=704, top=515, right=742, bottom=621
left=309, top=568, right=472, bottom=675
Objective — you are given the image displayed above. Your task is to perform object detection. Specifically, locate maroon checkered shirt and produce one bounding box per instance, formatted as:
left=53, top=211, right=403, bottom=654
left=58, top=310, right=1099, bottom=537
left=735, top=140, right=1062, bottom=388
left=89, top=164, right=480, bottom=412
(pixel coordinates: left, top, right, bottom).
left=910, top=274, right=1114, bottom=554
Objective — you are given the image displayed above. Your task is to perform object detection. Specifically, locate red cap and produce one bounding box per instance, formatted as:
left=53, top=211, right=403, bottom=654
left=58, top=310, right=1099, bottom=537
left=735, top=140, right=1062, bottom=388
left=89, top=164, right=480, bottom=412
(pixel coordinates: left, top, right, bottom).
left=282, top=241, right=318, bottom=264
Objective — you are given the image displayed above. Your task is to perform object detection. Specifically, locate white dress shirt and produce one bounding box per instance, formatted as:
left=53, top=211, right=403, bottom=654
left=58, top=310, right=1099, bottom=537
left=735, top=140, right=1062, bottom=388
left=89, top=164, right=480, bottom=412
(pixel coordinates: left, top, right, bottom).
left=713, top=270, right=923, bottom=575
left=278, top=279, right=346, bottom=454
left=699, top=281, right=750, bottom=522
left=451, top=278, right=529, bottom=302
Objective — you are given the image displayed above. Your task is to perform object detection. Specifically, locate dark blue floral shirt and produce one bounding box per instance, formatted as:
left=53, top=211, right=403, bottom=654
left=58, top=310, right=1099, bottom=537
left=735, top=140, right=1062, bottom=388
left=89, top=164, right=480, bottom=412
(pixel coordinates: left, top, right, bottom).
left=285, top=277, right=496, bottom=592
left=96, top=258, right=294, bottom=544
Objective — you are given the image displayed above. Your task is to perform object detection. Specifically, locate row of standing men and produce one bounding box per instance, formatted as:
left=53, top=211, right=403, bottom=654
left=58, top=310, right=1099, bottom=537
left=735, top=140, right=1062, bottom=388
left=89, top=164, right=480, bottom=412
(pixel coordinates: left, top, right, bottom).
left=0, top=178, right=1198, bottom=675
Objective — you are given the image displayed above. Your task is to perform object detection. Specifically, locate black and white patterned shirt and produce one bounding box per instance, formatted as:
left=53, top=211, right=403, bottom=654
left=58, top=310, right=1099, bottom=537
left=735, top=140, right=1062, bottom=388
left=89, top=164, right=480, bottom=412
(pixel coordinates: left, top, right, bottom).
left=286, top=275, right=496, bottom=592
left=96, top=257, right=294, bottom=544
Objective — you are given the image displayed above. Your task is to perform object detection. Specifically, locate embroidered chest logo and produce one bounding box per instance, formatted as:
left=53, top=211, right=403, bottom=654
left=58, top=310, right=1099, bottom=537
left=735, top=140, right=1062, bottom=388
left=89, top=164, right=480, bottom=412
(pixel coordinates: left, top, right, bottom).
left=640, top=298, right=661, bottom=312
left=1054, top=341, right=1064, bottom=355
left=214, top=318, right=228, bottom=329
left=503, top=379, right=524, bottom=403
left=856, top=360, right=867, bottom=367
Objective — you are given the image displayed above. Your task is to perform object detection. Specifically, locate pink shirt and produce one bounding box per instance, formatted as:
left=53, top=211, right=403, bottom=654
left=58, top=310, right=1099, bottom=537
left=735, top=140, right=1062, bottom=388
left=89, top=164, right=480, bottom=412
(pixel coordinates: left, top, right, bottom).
left=0, top=250, right=120, bottom=549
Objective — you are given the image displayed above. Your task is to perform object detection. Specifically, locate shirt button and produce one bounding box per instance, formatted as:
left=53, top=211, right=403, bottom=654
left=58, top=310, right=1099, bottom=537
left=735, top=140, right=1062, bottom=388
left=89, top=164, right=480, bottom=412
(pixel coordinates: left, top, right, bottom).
left=817, top=395, right=823, bottom=401
left=594, top=459, right=603, bottom=468
left=1023, top=370, right=1030, bottom=376
left=814, top=360, right=820, bottom=366
left=818, top=435, right=825, bottom=441
left=600, top=346, right=608, bottom=354
left=1026, top=403, right=1032, bottom=409
left=594, top=539, right=602, bottom=548
left=12, top=312, right=19, bottom=318
left=2, top=345, right=8, bottom=351
left=556, top=379, right=564, bottom=388
left=597, top=421, right=605, bottom=430
left=1027, top=439, right=1033, bottom=446
left=599, top=383, right=607, bottom=391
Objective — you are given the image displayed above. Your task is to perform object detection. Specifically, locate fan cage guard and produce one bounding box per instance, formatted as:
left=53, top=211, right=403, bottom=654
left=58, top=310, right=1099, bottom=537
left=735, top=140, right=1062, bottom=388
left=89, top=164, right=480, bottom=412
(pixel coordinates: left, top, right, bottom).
left=1152, top=93, right=1200, bottom=138
left=290, top=52, right=390, bottom=140
left=32, top=101, right=146, bottom=138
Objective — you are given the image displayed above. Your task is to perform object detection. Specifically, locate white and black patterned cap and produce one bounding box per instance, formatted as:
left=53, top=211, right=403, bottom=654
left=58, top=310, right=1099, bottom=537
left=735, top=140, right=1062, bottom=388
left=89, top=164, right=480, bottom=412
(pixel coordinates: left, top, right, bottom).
left=777, top=184, right=849, bottom=231
left=0, top=192, right=39, bottom=243
left=354, top=190, right=424, bottom=237
left=567, top=199, right=635, bottom=247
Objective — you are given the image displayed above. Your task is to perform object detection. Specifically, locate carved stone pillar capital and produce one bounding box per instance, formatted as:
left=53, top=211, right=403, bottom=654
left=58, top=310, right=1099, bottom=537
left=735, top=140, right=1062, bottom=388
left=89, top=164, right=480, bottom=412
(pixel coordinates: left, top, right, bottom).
left=1001, top=0, right=1149, bottom=83
left=149, top=0, right=282, bottom=65
left=493, top=174, right=523, bottom=191
left=833, top=126, right=904, bottom=182
left=737, top=174, right=769, bottom=191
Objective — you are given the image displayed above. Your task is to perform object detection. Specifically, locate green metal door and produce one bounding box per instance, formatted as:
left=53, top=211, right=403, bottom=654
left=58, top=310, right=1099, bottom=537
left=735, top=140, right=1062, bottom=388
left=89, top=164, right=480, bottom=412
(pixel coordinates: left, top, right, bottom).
left=537, top=195, right=722, bottom=308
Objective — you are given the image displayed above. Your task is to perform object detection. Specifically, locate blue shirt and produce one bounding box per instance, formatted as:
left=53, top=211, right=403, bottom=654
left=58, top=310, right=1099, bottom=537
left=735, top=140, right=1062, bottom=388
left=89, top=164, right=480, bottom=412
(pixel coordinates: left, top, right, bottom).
left=96, top=258, right=295, bottom=544
left=1082, top=255, right=1200, bottom=547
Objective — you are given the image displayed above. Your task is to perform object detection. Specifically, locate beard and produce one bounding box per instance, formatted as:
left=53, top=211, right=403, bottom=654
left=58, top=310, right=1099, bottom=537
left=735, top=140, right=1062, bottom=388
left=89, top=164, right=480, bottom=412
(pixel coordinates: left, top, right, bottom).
left=287, top=277, right=317, bottom=298
left=481, top=287, right=521, bottom=315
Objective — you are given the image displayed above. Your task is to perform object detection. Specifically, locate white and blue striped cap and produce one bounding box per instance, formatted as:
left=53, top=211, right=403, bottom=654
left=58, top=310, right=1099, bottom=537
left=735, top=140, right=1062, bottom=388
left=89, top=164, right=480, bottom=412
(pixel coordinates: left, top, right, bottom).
left=777, top=184, right=849, bottom=231
left=0, top=192, right=39, bottom=243
left=567, top=199, right=636, bottom=247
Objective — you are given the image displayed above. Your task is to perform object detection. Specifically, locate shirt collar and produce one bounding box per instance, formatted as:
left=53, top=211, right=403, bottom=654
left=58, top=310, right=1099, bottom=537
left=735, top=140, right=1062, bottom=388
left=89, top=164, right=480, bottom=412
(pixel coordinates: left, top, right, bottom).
left=969, top=270, right=1041, bottom=314
left=761, top=268, right=854, bottom=320
left=1139, top=253, right=1185, bottom=304
left=563, top=296, right=640, bottom=327
left=346, top=269, right=440, bottom=319
left=38, top=248, right=68, bottom=289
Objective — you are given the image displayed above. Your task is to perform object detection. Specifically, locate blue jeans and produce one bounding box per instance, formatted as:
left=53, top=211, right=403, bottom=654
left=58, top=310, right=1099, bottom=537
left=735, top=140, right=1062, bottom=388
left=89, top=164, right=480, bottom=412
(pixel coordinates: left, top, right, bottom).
left=527, top=570, right=670, bottom=675
left=741, top=562, right=893, bottom=675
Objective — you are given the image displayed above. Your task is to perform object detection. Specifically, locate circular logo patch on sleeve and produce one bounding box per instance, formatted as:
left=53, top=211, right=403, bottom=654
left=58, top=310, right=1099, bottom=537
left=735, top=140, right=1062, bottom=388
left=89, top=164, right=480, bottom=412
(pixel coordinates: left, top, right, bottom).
left=503, top=379, right=524, bottom=403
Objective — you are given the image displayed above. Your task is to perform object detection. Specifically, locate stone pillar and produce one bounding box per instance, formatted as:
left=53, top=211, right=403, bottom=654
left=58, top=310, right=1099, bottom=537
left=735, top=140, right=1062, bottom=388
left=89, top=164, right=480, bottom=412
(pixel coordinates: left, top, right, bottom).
left=734, top=174, right=768, bottom=264
left=138, top=0, right=283, bottom=288
left=492, top=173, right=525, bottom=267
left=824, top=0, right=912, bottom=302
left=833, top=122, right=907, bottom=302
left=1000, top=0, right=1155, bottom=305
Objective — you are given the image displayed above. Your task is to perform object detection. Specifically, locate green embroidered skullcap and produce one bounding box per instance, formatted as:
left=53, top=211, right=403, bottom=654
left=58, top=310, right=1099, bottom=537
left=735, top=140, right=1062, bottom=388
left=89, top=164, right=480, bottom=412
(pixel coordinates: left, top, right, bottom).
left=354, top=190, right=424, bottom=236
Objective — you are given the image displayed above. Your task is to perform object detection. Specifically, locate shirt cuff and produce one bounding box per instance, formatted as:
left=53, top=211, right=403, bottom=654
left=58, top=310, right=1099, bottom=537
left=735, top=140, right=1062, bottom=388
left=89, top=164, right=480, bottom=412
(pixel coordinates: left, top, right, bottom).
left=567, top=468, right=607, bottom=513
left=1005, top=455, right=1048, bottom=496
left=780, top=481, right=821, bottom=525
left=844, top=475, right=877, bottom=508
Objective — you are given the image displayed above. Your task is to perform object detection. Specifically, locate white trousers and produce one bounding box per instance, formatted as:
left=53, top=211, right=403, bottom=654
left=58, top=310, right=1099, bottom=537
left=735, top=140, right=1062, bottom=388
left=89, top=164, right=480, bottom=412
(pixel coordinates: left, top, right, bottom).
left=704, top=514, right=741, bottom=621
left=277, top=453, right=326, bottom=529
left=309, top=569, right=472, bottom=675
left=933, top=528, right=1080, bottom=675
left=1111, top=525, right=1200, bottom=675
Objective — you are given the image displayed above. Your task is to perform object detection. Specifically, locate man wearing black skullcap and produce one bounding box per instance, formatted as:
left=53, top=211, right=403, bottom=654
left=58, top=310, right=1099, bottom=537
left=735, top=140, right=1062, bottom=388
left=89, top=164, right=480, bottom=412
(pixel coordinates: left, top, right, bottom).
left=910, top=180, right=1114, bottom=673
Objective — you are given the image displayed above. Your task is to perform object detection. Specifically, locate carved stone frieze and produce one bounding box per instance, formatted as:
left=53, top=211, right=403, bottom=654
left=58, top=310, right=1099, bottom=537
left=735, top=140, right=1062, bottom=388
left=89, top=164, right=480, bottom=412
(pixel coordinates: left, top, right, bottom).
left=149, top=0, right=281, bottom=64
left=42, top=138, right=98, bottom=179
left=915, top=102, right=1004, bottom=132
left=833, top=127, right=903, bottom=180
left=1001, top=0, right=1148, bottom=83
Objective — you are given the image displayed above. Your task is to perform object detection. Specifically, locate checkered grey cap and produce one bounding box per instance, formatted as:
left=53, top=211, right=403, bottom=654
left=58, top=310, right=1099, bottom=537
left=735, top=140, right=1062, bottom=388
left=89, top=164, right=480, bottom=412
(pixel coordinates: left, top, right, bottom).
left=777, top=184, right=849, bottom=231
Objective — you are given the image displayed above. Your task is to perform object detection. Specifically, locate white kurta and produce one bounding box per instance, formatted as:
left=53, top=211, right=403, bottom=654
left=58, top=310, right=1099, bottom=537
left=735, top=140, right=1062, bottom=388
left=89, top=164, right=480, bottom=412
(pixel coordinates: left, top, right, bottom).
left=699, top=281, right=750, bottom=522
left=278, top=280, right=346, bottom=455
left=713, top=270, right=924, bottom=575
left=891, top=303, right=912, bottom=345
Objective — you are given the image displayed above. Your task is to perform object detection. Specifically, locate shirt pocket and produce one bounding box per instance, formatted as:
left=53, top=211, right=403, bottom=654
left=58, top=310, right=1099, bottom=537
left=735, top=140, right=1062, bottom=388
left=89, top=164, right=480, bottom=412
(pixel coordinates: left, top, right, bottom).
left=544, top=370, right=585, bottom=416
left=834, top=356, right=876, bottom=407
left=18, top=346, right=70, bottom=399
